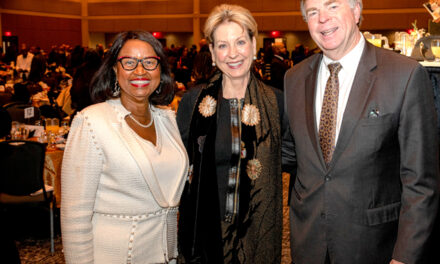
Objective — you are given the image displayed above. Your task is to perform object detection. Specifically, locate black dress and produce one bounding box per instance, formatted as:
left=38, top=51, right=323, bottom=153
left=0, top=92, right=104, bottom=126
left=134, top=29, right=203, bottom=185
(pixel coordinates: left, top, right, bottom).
left=177, top=72, right=295, bottom=263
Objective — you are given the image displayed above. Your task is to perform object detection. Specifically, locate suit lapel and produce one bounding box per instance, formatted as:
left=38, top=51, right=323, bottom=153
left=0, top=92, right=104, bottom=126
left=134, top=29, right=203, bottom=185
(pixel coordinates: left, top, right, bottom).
left=158, top=110, right=189, bottom=206
left=329, top=43, right=377, bottom=168
left=110, top=106, right=169, bottom=208
left=305, top=54, right=326, bottom=166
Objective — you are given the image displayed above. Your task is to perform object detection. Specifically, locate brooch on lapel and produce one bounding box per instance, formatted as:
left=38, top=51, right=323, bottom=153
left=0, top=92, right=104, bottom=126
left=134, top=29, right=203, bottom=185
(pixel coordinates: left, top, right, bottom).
left=242, top=104, right=260, bottom=126
left=246, top=158, right=262, bottom=180
left=198, top=95, right=217, bottom=117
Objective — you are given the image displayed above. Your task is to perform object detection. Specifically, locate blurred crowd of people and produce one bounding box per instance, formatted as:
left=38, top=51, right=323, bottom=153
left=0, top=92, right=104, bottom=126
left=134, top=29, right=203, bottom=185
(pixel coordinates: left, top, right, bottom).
left=0, top=38, right=316, bottom=138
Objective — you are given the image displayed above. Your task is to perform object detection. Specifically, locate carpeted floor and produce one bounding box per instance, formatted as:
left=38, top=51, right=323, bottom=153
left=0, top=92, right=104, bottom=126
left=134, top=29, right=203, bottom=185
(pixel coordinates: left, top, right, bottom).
left=16, top=236, right=65, bottom=264
left=2, top=203, right=64, bottom=264
left=10, top=173, right=292, bottom=264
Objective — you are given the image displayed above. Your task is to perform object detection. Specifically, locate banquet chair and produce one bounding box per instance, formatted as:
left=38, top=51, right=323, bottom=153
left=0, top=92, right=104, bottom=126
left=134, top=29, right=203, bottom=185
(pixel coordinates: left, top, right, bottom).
left=4, top=102, right=41, bottom=124
left=0, top=140, right=55, bottom=254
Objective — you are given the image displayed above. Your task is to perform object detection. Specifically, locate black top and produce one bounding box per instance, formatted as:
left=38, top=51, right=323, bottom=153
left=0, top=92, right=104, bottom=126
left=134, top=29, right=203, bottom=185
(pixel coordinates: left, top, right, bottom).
left=177, top=86, right=296, bottom=216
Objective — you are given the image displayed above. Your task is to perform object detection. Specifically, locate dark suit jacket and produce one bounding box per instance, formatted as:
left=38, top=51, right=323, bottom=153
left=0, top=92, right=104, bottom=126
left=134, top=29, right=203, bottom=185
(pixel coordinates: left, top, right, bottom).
left=270, top=55, right=290, bottom=90
left=285, top=42, right=440, bottom=264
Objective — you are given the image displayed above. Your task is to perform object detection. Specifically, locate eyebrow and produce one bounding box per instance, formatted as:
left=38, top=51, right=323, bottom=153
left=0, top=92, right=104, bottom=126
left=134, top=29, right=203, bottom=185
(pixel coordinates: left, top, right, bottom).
left=214, top=35, right=248, bottom=43
left=117, top=56, right=160, bottom=60
left=305, top=6, right=318, bottom=15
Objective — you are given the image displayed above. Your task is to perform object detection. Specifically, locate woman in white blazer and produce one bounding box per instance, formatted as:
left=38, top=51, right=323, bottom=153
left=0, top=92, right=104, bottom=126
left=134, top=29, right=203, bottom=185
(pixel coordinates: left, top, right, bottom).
left=61, top=31, right=188, bottom=264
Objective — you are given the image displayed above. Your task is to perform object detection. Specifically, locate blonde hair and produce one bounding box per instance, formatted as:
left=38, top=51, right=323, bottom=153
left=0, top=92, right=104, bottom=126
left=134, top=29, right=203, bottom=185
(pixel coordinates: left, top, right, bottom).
left=204, top=4, right=258, bottom=44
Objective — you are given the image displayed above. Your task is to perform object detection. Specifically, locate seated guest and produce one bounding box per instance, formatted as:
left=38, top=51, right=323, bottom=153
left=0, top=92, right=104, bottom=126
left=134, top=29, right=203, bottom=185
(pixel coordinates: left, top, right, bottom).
left=16, top=44, right=34, bottom=80
left=187, top=48, right=215, bottom=89
left=4, top=83, right=40, bottom=124
left=70, top=49, right=102, bottom=113
left=10, top=82, right=31, bottom=104
left=269, top=42, right=290, bottom=90
left=0, top=89, right=12, bottom=107
left=27, top=51, right=47, bottom=84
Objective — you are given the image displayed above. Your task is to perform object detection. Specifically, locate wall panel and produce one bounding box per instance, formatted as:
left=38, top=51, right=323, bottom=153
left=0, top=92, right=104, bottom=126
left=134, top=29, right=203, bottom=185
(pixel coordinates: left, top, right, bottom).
left=166, top=0, right=193, bottom=14
left=1, top=13, right=81, bottom=52
left=361, top=13, right=429, bottom=30
left=89, top=17, right=192, bottom=32
left=0, top=0, right=80, bottom=15
left=259, top=16, right=307, bottom=31
left=261, top=0, right=298, bottom=12
left=0, top=0, right=434, bottom=50
left=88, top=0, right=192, bottom=16
left=363, top=0, right=424, bottom=9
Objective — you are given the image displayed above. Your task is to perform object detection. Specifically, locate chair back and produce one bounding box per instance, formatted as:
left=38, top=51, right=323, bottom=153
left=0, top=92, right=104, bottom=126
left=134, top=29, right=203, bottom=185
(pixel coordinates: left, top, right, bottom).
left=4, top=102, right=41, bottom=124
left=0, top=140, right=47, bottom=197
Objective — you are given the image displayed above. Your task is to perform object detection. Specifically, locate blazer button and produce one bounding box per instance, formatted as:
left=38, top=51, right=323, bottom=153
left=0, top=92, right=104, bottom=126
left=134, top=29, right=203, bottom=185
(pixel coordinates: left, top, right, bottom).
left=325, top=175, right=331, bottom=181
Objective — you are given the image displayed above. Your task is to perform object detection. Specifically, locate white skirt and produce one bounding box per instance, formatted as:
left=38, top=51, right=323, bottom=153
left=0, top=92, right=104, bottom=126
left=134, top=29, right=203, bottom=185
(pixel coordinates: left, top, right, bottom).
left=92, top=208, right=178, bottom=264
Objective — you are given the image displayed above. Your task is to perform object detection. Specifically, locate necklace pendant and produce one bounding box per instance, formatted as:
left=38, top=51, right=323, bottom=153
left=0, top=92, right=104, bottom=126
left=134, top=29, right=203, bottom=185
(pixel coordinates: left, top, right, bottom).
left=128, top=113, right=154, bottom=128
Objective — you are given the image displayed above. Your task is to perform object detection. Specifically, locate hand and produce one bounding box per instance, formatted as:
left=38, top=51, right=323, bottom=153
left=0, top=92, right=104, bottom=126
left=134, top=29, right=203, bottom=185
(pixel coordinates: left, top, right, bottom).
left=390, top=259, right=404, bottom=264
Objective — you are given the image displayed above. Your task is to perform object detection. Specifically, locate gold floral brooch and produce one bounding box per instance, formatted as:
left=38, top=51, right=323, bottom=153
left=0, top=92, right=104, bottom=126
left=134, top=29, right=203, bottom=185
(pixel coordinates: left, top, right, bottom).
left=242, top=104, right=260, bottom=126
left=198, top=95, right=217, bottom=117
left=246, top=158, right=262, bottom=180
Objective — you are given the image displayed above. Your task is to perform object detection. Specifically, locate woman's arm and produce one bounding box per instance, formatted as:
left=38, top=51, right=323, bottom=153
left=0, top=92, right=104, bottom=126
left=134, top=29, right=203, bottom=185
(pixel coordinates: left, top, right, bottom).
left=61, top=111, right=103, bottom=264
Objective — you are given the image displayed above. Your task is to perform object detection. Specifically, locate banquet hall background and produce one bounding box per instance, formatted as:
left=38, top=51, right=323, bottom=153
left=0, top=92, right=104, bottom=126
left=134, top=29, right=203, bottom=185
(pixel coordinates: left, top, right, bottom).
left=0, top=0, right=435, bottom=263
left=0, top=0, right=430, bottom=55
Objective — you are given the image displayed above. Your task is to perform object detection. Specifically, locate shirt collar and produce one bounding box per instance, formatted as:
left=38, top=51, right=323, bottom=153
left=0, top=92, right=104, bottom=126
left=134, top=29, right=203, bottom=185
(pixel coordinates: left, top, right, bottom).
left=322, top=32, right=365, bottom=72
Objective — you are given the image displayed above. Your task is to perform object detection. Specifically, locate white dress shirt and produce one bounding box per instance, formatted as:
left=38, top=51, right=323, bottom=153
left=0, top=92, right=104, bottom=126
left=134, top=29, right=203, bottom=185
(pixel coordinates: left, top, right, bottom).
left=315, top=33, right=365, bottom=143
left=16, top=52, right=34, bottom=72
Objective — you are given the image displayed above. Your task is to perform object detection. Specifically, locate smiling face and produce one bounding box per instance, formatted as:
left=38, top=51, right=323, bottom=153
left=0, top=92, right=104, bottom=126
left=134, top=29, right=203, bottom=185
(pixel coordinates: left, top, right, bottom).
left=304, top=0, right=361, bottom=60
left=210, top=21, right=256, bottom=82
left=114, top=39, right=161, bottom=104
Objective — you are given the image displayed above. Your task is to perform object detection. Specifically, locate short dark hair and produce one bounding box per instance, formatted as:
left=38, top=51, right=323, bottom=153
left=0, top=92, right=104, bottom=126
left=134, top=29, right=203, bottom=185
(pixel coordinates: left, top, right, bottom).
left=90, top=31, right=175, bottom=105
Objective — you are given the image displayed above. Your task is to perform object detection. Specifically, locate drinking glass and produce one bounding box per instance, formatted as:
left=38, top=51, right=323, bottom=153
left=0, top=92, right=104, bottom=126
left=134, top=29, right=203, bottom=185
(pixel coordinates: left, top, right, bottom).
left=59, top=120, right=70, bottom=139
left=18, top=124, right=29, bottom=140
left=45, top=118, right=59, bottom=148
left=45, top=118, right=60, bottom=134
left=366, top=34, right=382, bottom=48
left=432, top=39, right=440, bottom=62
left=10, top=121, right=20, bottom=139
left=46, top=131, right=57, bottom=149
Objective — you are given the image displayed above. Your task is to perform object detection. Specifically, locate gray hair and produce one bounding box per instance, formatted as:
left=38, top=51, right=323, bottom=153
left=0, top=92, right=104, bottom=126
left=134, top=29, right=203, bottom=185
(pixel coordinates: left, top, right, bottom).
left=300, top=0, right=363, bottom=24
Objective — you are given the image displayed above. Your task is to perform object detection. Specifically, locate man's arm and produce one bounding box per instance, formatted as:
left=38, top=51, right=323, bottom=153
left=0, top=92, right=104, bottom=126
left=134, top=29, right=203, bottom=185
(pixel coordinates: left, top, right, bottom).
left=393, top=64, right=440, bottom=264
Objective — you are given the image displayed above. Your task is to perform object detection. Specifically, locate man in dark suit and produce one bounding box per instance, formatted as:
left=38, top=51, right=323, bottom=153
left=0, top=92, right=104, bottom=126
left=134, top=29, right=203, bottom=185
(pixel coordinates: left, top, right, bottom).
left=285, top=0, right=440, bottom=263
left=270, top=42, right=290, bottom=90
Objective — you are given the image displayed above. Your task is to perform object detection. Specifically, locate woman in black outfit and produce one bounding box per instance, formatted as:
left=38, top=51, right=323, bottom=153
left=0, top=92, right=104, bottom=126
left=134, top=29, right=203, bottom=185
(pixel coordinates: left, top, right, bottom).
left=177, top=4, right=294, bottom=264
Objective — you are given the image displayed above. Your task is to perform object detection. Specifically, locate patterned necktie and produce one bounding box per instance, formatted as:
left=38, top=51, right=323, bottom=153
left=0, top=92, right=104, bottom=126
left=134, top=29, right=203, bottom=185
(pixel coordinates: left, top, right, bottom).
left=319, top=62, right=342, bottom=165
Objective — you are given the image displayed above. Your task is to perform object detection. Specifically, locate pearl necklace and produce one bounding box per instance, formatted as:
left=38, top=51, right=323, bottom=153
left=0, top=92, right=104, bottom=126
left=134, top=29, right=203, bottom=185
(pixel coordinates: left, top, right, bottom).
left=128, top=112, right=154, bottom=128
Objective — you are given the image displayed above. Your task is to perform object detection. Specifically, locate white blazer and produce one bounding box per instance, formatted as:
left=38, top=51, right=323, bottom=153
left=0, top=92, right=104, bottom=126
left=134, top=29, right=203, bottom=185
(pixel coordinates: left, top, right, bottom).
left=61, top=99, right=188, bottom=264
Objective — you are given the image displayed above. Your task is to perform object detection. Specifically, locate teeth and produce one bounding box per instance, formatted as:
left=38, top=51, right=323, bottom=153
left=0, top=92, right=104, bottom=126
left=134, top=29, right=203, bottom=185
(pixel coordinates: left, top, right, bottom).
left=228, top=61, right=243, bottom=67
left=321, top=28, right=336, bottom=36
left=131, top=80, right=150, bottom=85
